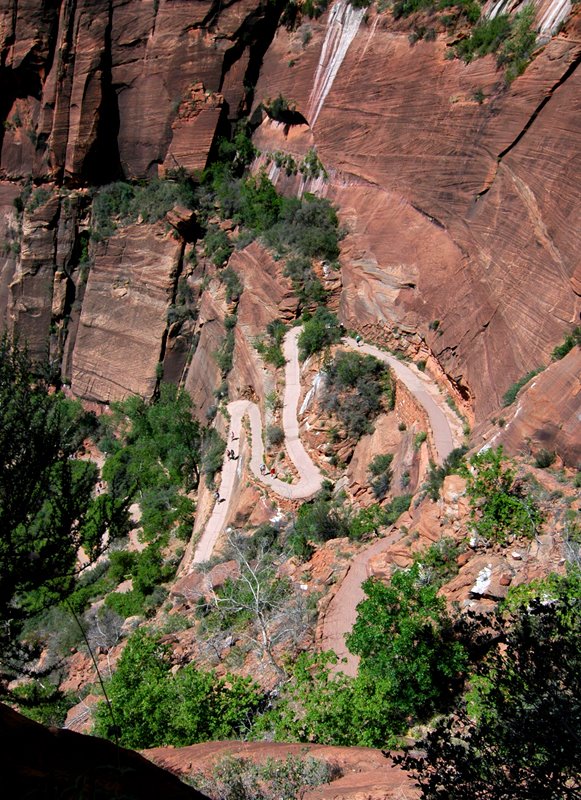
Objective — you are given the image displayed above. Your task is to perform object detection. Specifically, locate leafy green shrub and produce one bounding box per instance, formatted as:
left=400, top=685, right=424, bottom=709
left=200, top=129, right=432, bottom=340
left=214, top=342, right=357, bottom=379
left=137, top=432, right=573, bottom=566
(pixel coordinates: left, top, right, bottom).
left=107, top=550, right=138, bottom=585
left=322, top=350, right=394, bottom=438
left=8, top=682, right=71, bottom=727
left=413, top=537, right=462, bottom=587
left=105, top=589, right=145, bottom=619
left=414, top=431, right=428, bottom=449
left=532, top=448, right=556, bottom=469
left=455, top=14, right=511, bottom=62
left=463, top=446, right=542, bottom=543
left=221, top=267, right=243, bottom=303
left=94, top=630, right=264, bottom=748
left=298, top=307, right=342, bottom=360
left=204, top=225, right=233, bottom=266
left=455, top=4, right=536, bottom=80
left=27, top=187, right=52, bottom=212
left=497, top=4, right=537, bottom=82
left=288, top=493, right=352, bottom=559
left=215, top=326, right=235, bottom=377
left=552, top=326, right=581, bottom=360
left=264, top=94, right=296, bottom=121
left=284, top=255, right=326, bottom=304
left=266, top=194, right=340, bottom=262
left=201, top=428, right=226, bottom=486
left=254, top=320, right=287, bottom=368
left=91, top=177, right=195, bottom=241
left=425, top=445, right=468, bottom=501
left=502, top=367, right=543, bottom=406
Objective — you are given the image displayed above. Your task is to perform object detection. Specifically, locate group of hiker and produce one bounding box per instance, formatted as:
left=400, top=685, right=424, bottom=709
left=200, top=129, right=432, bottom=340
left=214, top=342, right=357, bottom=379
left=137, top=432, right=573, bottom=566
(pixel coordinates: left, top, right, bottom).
left=213, top=429, right=279, bottom=506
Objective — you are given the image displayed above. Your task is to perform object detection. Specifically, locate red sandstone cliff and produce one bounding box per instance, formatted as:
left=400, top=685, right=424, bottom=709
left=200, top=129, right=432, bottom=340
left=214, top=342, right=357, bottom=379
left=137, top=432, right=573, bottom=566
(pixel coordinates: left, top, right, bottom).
left=0, top=0, right=579, bottom=460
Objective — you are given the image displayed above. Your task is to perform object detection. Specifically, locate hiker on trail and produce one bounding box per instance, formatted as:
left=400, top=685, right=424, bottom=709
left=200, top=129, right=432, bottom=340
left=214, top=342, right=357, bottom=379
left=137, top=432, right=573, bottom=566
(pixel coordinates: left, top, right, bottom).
left=214, top=490, right=221, bottom=502
left=231, top=431, right=238, bottom=441
left=270, top=467, right=275, bottom=477
left=355, top=334, right=362, bottom=347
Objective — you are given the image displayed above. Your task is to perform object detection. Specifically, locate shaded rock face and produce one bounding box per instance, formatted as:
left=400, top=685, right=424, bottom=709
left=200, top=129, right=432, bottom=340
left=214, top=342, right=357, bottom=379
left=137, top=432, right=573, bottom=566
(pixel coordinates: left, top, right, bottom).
left=0, top=0, right=277, bottom=183
left=0, top=702, right=209, bottom=800
left=0, top=0, right=280, bottom=373
left=253, top=7, right=581, bottom=424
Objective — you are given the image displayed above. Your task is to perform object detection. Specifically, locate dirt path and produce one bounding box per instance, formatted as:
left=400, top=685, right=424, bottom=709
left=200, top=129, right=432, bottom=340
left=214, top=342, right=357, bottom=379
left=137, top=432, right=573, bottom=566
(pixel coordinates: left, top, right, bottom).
left=320, top=340, right=460, bottom=675
left=318, top=530, right=403, bottom=676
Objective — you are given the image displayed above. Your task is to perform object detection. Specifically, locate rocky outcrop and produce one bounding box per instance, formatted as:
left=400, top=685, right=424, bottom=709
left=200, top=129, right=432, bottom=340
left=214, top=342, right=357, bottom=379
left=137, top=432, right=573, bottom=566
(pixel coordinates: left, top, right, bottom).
left=479, top=346, right=581, bottom=465
left=145, top=740, right=418, bottom=800
left=71, top=220, right=183, bottom=401
left=0, top=702, right=209, bottom=799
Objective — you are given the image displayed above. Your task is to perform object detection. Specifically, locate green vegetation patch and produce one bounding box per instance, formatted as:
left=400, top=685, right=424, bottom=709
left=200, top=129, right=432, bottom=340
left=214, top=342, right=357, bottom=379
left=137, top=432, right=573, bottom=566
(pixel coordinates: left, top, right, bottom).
left=552, top=326, right=581, bottom=361
left=455, top=4, right=537, bottom=81
left=502, top=366, right=543, bottom=406
left=322, top=350, right=395, bottom=439
left=94, top=629, right=264, bottom=748
left=91, top=176, right=196, bottom=241
left=463, top=446, right=542, bottom=543
left=254, top=319, right=287, bottom=369
left=298, top=307, right=342, bottom=360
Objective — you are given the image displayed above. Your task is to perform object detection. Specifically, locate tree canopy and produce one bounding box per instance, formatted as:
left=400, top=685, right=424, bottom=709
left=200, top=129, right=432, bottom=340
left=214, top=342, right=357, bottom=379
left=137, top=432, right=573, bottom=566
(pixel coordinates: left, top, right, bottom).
left=94, top=629, right=264, bottom=748
left=0, top=337, right=128, bottom=659
left=399, top=578, right=581, bottom=798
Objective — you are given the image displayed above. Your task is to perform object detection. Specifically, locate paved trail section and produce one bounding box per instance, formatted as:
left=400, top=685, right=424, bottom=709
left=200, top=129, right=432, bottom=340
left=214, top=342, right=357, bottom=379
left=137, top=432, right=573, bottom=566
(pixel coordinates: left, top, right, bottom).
left=193, top=328, right=323, bottom=563
left=344, top=338, right=455, bottom=465
left=192, top=330, right=457, bottom=565
left=319, top=530, right=403, bottom=677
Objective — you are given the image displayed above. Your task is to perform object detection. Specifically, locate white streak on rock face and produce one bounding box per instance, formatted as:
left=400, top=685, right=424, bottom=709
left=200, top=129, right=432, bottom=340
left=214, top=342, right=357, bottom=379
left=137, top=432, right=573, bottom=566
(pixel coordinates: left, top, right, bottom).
left=307, top=0, right=364, bottom=129
left=484, top=0, right=571, bottom=35
left=298, top=173, right=329, bottom=198
left=537, top=0, right=571, bottom=35
left=485, top=0, right=515, bottom=20
left=300, top=373, right=324, bottom=415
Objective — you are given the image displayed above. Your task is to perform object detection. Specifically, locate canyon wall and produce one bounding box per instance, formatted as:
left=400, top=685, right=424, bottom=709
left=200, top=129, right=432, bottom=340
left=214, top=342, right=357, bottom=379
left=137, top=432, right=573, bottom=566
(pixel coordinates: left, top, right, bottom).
left=252, top=1, right=581, bottom=422
left=0, top=0, right=579, bottom=455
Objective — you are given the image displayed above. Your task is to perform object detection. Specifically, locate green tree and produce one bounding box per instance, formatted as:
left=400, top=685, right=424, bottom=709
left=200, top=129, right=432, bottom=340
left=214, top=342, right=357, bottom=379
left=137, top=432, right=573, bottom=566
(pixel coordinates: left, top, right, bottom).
left=399, top=587, right=581, bottom=799
left=0, top=337, right=126, bottom=662
left=94, top=630, right=264, bottom=749
left=346, top=565, right=467, bottom=723
left=102, top=383, right=200, bottom=543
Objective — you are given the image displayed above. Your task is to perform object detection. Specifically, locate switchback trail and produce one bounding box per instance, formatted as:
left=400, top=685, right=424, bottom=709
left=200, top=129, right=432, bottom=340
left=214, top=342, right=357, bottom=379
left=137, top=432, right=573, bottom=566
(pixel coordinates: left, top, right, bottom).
left=192, top=328, right=323, bottom=563
left=192, top=329, right=458, bottom=564
left=344, top=337, right=456, bottom=465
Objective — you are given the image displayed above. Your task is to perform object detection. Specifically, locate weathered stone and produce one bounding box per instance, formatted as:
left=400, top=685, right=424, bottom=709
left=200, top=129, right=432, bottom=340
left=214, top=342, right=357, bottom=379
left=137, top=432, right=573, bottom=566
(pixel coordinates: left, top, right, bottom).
left=71, top=221, right=182, bottom=402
